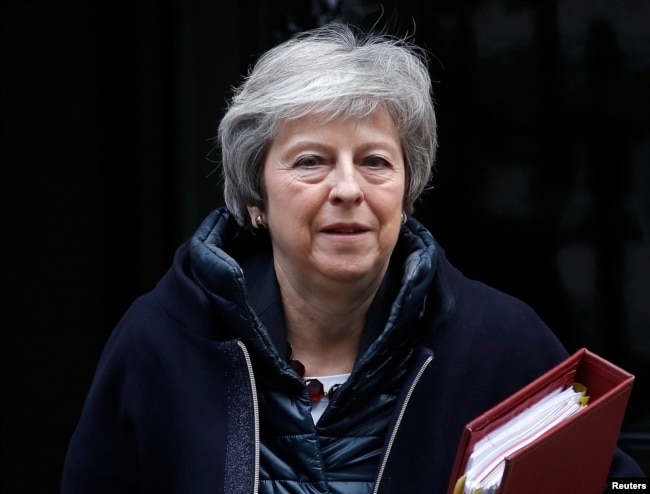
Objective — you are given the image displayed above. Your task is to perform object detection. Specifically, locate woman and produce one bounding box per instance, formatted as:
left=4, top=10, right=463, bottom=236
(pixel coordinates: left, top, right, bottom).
left=61, top=24, right=643, bottom=493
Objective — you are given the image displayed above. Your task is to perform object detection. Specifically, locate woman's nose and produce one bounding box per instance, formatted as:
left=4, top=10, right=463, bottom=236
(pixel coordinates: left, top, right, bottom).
left=328, top=162, right=364, bottom=205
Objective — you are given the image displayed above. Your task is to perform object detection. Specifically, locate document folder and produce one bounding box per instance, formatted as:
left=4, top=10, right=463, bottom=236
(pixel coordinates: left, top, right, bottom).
left=447, top=348, right=634, bottom=494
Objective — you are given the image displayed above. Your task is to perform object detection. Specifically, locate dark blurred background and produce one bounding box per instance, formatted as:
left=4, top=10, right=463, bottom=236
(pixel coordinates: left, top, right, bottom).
left=2, top=0, right=649, bottom=491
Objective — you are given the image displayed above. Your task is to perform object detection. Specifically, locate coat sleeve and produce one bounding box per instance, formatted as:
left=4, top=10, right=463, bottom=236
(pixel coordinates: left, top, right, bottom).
left=61, top=318, right=142, bottom=494
left=609, top=447, right=646, bottom=478
left=421, top=263, right=646, bottom=491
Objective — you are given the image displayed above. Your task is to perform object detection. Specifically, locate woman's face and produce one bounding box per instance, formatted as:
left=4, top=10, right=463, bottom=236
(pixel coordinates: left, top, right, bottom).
left=253, top=109, right=406, bottom=291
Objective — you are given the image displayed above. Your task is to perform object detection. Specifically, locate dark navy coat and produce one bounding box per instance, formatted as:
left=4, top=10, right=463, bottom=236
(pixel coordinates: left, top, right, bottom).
left=61, top=208, right=644, bottom=493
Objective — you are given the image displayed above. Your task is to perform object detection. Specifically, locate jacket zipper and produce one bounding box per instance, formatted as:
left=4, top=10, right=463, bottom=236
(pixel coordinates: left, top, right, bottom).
left=237, top=341, right=260, bottom=494
left=372, top=354, right=434, bottom=494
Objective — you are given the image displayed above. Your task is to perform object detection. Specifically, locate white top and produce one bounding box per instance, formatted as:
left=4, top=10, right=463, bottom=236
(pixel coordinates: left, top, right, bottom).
left=307, top=373, right=351, bottom=423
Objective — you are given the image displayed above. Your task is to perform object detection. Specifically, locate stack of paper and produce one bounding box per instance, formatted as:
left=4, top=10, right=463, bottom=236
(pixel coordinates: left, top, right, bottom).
left=461, top=384, right=589, bottom=494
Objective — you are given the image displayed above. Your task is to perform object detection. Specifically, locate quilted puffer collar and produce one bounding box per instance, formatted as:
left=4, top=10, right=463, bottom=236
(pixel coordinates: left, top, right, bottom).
left=188, top=206, right=440, bottom=375
left=189, top=208, right=292, bottom=378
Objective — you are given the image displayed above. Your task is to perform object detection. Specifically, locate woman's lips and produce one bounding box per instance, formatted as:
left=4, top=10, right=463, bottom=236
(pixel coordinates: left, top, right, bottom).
left=321, top=223, right=370, bottom=234
left=326, top=228, right=365, bottom=233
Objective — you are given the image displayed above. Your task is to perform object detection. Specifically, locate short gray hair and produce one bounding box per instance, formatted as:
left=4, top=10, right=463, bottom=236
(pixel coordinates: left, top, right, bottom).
left=218, top=23, right=437, bottom=225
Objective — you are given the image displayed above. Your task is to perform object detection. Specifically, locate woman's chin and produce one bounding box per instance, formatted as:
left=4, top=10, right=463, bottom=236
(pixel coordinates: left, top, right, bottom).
left=313, top=260, right=386, bottom=286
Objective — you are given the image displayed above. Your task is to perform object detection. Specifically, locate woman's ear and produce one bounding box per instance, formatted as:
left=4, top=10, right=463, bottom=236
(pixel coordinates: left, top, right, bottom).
left=246, top=205, right=266, bottom=229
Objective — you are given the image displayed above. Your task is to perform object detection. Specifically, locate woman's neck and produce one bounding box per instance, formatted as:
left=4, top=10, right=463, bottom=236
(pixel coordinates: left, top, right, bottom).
left=276, top=265, right=385, bottom=377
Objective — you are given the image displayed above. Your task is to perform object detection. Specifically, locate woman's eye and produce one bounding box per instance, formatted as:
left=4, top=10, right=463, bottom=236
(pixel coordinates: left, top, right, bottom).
left=364, top=156, right=389, bottom=168
left=294, top=155, right=322, bottom=168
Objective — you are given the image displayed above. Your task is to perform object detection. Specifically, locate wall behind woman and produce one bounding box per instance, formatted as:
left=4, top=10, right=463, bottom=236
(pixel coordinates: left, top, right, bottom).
left=2, top=0, right=648, bottom=491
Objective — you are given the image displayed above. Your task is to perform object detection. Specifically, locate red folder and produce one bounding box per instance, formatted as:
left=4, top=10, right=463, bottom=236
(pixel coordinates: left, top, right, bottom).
left=447, top=348, right=634, bottom=494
